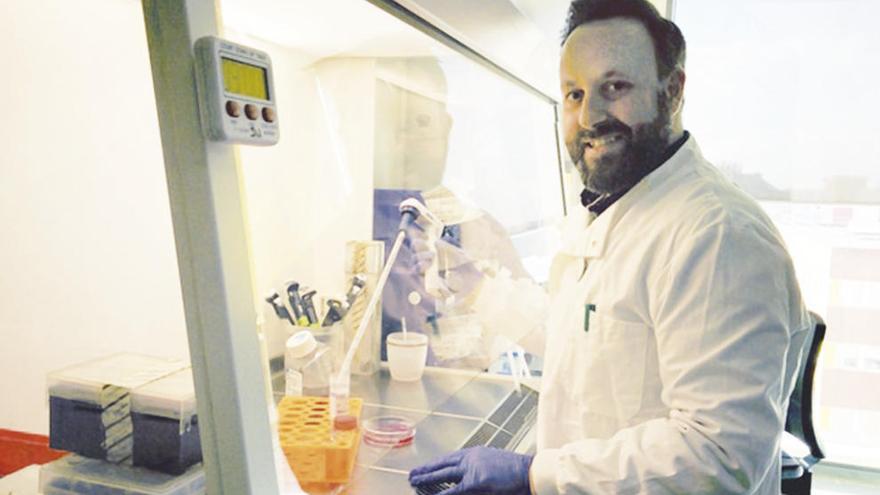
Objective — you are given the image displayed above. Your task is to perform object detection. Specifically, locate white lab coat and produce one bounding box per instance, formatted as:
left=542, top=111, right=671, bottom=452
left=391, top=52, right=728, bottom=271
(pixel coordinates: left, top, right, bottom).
left=529, top=136, right=810, bottom=494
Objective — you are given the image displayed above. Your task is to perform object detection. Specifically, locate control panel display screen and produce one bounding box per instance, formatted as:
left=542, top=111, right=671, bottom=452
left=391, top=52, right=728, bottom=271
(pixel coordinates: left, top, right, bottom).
left=221, top=57, right=269, bottom=100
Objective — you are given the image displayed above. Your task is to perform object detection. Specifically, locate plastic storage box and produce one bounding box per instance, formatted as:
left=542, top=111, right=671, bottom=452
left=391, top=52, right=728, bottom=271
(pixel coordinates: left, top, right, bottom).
left=277, top=396, right=363, bottom=490
left=48, top=354, right=189, bottom=462
left=39, top=454, right=204, bottom=495
left=131, top=368, right=201, bottom=475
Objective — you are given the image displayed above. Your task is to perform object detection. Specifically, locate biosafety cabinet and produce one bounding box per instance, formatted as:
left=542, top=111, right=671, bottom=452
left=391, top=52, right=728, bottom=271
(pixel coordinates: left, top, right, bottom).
left=137, top=0, right=580, bottom=493
left=0, top=0, right=655, bottom=493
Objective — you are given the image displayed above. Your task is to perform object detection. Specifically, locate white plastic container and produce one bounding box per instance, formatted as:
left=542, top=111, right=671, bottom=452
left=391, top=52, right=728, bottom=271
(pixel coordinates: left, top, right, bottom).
left=287, top=323, right=345, bottom=370
left=386, top=332, right=428, bottom=381
left=284, top=330, right=333, bottom=396
left=130, top=368, right=201, bottom=475
left=47, top=354, right=189, bottom=462
left=39, top=454, right=204, bottom=495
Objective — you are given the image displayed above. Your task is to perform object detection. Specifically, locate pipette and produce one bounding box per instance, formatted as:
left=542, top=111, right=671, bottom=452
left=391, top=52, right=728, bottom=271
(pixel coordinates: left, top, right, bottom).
left=265, top=291, right=295, bottom=325
left=344, top=275, right=367, bottom=307
left=321, top=299, right=345, bottom=327
left=338, top=230, right=405, bottom=377
left=492, top=336, right=531, bottom=394
left=284, top=281, right=309, bottom=326
left=399, top=198, right=445, bottom=297
left=300, top=289, right=319, bottom=325
left=333, top=199, right=440, bottom=415
left=507, top=348, right=521, bottom=393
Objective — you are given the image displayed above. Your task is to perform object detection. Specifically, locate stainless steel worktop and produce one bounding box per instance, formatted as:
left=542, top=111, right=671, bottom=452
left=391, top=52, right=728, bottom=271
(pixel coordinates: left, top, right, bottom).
left=271, top=367, right=538, bottom=494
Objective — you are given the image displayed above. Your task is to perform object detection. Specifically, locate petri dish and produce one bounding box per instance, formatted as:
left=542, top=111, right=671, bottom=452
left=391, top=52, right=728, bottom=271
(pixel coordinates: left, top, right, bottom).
left=362, top=416, right=416, bottom=448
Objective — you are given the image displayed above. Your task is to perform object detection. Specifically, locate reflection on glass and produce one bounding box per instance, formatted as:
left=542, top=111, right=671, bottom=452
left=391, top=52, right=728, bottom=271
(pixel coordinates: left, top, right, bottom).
left=225, top=0, right=562, bottom=491
left=372, top=57, right=538, bottom=371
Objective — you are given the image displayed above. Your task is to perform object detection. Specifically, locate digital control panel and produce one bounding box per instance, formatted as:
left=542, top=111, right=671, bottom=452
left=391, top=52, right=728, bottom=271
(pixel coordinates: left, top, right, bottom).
left=194, top=36, right=279, bottom=146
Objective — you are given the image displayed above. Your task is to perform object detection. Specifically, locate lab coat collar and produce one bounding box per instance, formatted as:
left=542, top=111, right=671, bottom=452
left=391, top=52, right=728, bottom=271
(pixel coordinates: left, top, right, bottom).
left=641, top=132, right=702, bottom=191
left=560, top=133, right=702, bottom=259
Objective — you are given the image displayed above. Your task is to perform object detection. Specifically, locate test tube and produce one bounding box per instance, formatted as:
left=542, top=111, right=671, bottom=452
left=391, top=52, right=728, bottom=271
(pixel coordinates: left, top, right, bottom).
left=330, top=372, right=350, bottom=425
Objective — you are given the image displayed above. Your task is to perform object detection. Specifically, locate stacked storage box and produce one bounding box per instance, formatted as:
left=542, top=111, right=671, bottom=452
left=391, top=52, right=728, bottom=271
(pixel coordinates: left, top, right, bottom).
left=48, top=354, right=189, bottom=463
left=39, top=454, right=205, bottom=495
left=43, top=354, right=205, bottom=494
left=131, top=368, right=201, bottom=475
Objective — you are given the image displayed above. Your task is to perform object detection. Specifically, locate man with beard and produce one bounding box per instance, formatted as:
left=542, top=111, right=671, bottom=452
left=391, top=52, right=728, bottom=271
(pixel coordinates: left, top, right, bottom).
left=408, top=0, right=810, bottom=494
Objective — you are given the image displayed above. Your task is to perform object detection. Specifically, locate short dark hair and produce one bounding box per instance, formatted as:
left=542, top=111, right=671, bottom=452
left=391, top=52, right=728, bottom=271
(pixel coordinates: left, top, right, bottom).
left=562, top=0, right=686, bottom=80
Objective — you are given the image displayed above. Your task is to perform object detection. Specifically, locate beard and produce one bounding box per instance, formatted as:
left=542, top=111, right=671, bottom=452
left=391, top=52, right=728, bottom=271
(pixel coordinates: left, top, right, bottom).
left=568, top=93, right=673, bottom=195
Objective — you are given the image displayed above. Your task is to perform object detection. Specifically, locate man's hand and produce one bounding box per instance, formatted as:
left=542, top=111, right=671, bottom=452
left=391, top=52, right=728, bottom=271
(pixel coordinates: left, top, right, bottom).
left=407, top=223, right=483, bottom=299
left=408, top=447, right=534, bottom=495
left=407, top=223, right=440, bottom=276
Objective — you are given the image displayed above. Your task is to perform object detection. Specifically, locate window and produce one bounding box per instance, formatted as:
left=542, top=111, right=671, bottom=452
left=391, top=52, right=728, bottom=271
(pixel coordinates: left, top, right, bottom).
left=675, top=0, right=880, bottom=468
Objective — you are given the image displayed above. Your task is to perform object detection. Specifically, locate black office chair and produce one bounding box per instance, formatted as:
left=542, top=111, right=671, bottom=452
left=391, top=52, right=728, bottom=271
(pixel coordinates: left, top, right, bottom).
left=781, top=312, right=826, bottom=495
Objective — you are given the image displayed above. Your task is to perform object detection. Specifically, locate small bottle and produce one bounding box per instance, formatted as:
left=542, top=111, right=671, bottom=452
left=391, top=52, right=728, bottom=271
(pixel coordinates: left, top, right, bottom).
left=285, top=331, right=333, bottom=396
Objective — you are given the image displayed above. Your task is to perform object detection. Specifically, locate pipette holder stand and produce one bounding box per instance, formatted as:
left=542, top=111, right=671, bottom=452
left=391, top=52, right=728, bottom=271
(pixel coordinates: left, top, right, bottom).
left=344, top=240, right=384, bottom=375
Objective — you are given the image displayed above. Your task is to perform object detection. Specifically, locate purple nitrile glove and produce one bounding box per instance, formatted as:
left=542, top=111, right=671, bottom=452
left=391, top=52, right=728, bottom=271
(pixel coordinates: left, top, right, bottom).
left=409, top=446, right=534, bottom=495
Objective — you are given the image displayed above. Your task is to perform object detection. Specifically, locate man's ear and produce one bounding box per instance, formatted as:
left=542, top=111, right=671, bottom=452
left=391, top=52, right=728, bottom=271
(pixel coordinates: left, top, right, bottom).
left=664, top=68, right=686, bottom=113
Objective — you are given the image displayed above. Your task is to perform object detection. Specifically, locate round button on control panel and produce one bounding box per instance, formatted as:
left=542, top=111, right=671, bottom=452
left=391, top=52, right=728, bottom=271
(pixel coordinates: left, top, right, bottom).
left=262, top=106, right=276, bottom=123
left=244, top=104, right=259, bottom=120
left=225, top=100, right=241, bottom=118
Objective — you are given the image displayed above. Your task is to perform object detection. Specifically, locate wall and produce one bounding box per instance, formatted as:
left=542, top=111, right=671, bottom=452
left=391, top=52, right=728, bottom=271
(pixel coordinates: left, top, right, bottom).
left=228, top=33, right=379, bottom=353
left=0, top=0, right=381, bottom=433
left=0, top=0, right=188, bottom=434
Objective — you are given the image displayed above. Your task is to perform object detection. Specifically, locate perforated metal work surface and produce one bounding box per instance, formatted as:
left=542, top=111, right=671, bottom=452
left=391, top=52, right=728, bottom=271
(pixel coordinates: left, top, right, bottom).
left=487, top=389, right=527, bottom=427
left=488, top=430, right=513, bottom=449
left=415, top=481, right=456, bottom=495
left=458, top=385, right=539, bottom=452
left=460, top=422, right=498, bottom=450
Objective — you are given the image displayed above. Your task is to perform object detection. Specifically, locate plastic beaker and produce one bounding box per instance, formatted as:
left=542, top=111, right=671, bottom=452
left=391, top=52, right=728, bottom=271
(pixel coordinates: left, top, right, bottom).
left=386, top=332, right=428, bottom=381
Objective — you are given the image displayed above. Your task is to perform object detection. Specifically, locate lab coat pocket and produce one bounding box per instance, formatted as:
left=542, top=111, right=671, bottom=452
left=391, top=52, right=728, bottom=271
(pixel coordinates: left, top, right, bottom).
left=590, top=313, right=650, bottom=423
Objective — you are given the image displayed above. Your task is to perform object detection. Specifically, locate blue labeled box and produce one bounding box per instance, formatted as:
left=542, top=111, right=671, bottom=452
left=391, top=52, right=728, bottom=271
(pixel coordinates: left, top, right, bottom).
left=48, top=354, right=189, bottom=463
left=131, top=368, right=202, bottom=474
